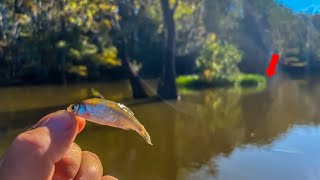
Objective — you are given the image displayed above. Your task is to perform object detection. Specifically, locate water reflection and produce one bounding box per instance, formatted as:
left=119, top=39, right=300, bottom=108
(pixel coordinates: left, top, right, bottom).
left=183, top=125, right=320, bottom=180
left=1, top=76, right=320, bottom=180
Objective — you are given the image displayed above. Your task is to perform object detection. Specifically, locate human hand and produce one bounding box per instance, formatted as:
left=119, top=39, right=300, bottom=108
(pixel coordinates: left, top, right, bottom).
left=0, top=110, right=117, bottom=180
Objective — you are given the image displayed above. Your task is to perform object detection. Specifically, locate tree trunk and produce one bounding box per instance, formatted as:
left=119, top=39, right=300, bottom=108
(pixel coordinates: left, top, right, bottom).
left=121, top=38, right=148, bottom=99
left=158, top=0, right=178, bottom=100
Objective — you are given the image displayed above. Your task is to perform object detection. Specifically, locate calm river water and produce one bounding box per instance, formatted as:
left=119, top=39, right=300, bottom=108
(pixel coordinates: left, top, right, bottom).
left=1, top=75, right=320, bottom=180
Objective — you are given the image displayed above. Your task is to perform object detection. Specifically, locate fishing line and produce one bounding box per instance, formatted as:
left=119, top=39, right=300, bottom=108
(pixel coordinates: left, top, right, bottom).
left=136, top=77, right=201, bottom=120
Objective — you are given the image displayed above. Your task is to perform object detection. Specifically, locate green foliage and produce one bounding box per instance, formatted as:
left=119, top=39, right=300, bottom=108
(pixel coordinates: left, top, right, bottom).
left=176, top=75, right=207, bottom=88
left=2, top=0, right=317, bottom=86
left=175, top=0, right=206, bottom=55
left=173, top=76, right=235, bottom=89
left=176, top=74, right=266, bottom=89
left=234, top=74, right=266, bottom=89
left=0, top=0, right=121, bottom=83
left=204, top=0, right=244, bottom=35
left=174, top=1, right=197, bottom=20
left=176, top=75, right=199, bottom=84
left=138, top=0, right=205, bottom=55
left=196, top=34, right=242, bottom=81
left=90, top=47, right=122, bottom=67
left=67, top=65, right=87, bottom=77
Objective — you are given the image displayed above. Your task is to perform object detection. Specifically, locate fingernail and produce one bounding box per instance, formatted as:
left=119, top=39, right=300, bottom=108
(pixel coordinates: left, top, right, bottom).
left=43, top=110, right=75, bottom=132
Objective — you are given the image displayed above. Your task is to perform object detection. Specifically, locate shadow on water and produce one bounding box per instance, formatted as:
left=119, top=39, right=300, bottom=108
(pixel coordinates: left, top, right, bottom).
left=1, top=75, right=320, bottom=179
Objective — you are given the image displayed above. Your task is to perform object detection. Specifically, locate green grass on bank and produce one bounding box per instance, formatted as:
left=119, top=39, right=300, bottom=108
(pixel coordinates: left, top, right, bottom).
left=176, top=74, right=266, bottom=90
left=233, top=74, right=266, bottom=88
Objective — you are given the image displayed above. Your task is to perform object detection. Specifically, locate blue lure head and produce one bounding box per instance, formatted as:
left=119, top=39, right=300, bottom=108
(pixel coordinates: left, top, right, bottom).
left=67, top=103, right=86, bottom=115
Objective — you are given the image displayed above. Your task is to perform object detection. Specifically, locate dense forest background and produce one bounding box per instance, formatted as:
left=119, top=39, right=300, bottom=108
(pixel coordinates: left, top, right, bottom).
left=0, top=0, right=319, bottom=88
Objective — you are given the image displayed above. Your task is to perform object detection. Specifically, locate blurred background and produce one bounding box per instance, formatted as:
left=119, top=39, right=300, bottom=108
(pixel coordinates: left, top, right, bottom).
left=2, top=0, right=320, bottom=179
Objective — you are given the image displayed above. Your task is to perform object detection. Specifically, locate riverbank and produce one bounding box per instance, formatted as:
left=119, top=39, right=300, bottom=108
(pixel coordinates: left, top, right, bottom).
left=176, top=74, right=266, bottom=90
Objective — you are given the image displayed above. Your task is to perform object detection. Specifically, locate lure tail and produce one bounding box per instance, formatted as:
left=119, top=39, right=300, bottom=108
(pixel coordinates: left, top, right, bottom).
left=137, top=127, right=153, bottom=145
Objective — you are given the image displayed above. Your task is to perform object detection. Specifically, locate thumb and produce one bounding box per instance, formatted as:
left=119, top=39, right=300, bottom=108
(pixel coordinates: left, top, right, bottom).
left=0, top=110, right=79, bottom=180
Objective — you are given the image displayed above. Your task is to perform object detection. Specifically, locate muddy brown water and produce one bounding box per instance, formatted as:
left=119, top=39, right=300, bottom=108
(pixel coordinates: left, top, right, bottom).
left=1, top=76, right=320, bottom=180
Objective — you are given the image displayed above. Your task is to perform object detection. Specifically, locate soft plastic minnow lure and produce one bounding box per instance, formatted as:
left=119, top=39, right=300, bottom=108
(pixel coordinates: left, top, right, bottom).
left=67, top=98, right=152, bottom=145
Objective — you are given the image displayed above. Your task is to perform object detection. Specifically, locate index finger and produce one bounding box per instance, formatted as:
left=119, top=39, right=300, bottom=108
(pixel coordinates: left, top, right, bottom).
left=34, top=112, right=86, bottom=134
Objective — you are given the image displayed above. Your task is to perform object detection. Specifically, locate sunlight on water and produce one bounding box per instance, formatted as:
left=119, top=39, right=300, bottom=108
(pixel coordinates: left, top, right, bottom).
left=180, top=125, right=320, bottom=180
left=276, top=0, right=320, bottom=14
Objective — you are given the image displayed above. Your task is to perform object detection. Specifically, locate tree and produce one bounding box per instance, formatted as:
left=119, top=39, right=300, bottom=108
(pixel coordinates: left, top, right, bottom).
left=0, top=0, right=121, bottom=83
left=157, top=0, right=205, bottom=99
left=196, top=34, right=242, bottom=81
left=157, top=0, right=178, bottom=99
left=112, top=0, right=149, bottom=99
